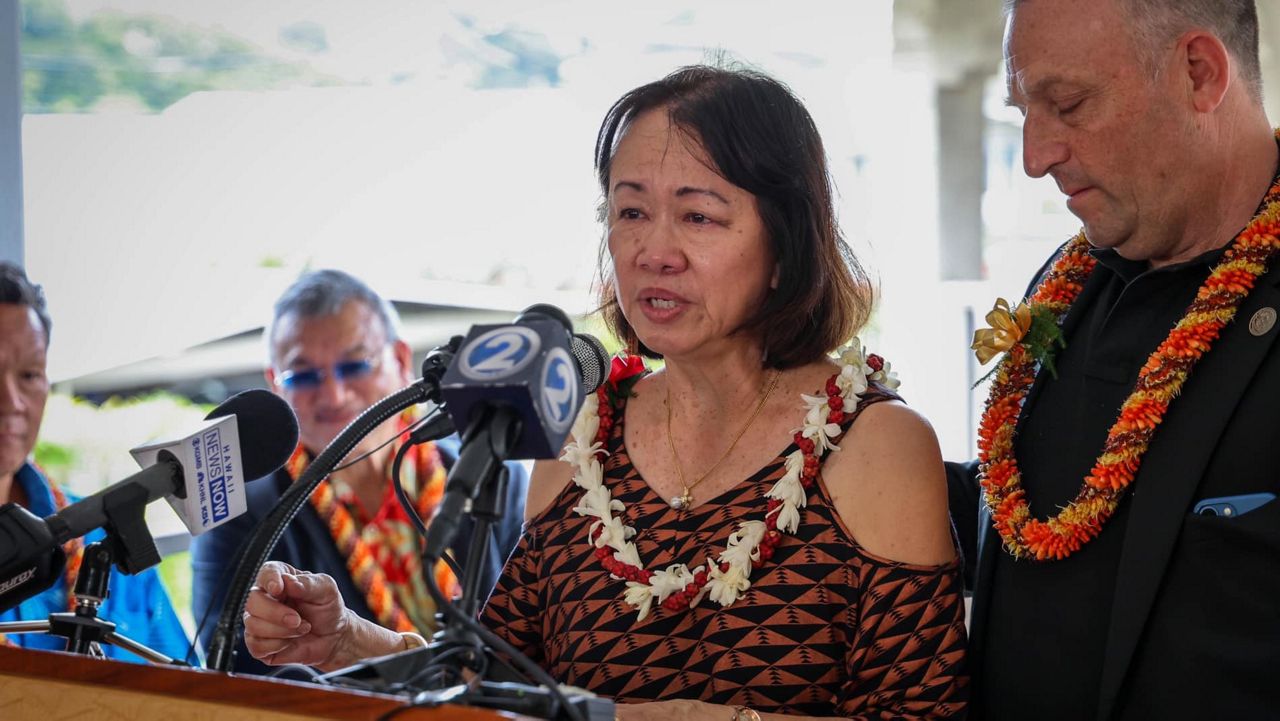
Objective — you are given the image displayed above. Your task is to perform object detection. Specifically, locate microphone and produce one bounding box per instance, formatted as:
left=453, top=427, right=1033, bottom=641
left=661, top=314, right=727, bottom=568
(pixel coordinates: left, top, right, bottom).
left=423, top=306, right=607, bottom=560
left=0, top=390, right=298, bottom=612
left=438, top=304, right=609, bottom=460
left=206, top=316, right=606, bottom=671
left=124, top=389, right=299, bottom=537
left=570, top=333, right=608, bottom=394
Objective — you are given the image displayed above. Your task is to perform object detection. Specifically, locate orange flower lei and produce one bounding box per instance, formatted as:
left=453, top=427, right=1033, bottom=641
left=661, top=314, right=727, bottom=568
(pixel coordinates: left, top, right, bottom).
left=291, top=418, right=457, bottom=634
left=979, top=176, right=1280, bottom=560
left=46, top=478, right=84, bottom=610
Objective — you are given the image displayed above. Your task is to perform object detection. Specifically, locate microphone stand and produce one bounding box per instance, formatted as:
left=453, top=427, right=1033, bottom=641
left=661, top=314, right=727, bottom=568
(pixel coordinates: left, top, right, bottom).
left=317, top=403, right=521, bottom=687
left=0, top=484, right=181, bottom=664
left=320, top=404, right=611, bottom=721
left=212, top=330, right=609, bottom=718
left=415, top=402, right=522, bottom=680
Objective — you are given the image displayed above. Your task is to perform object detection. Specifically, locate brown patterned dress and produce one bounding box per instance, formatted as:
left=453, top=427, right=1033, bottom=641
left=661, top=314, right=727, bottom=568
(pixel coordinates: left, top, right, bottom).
left=481, top=386, right=969, bottom=718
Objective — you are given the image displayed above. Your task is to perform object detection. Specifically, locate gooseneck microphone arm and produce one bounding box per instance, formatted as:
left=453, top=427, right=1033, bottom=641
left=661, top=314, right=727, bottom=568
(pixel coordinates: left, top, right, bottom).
left=208, top=383, right=429, bottom=671
left=207, top=341, right=458, bottom=672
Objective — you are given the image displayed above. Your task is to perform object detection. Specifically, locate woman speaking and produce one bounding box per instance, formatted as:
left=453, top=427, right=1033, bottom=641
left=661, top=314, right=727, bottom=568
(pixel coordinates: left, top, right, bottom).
left=241, top=65, right=968, bottom=720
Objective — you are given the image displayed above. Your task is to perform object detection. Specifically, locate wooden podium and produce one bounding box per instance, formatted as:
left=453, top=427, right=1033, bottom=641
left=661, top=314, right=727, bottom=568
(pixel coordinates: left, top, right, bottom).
left=0, top=644, right=519, bottom=720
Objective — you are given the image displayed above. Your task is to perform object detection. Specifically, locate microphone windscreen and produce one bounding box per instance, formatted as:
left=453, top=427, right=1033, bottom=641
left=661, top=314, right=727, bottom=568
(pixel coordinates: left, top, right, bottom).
left=205, top=389, right=300, bottom=480
left=0, top=504, right=66, bottom=613
left=516, top=303, right=573, bottom=332
left=571, top=333, right=609, bottom=393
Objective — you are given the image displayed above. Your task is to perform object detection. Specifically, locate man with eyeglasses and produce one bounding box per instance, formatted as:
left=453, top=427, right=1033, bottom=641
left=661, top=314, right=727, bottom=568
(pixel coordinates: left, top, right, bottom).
left=190, top=269, right=528, bottom=674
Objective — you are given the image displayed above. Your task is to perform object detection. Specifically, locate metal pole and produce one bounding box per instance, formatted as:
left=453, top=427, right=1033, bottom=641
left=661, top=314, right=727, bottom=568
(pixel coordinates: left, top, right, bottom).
left=0, top=0, right=23, bottom=266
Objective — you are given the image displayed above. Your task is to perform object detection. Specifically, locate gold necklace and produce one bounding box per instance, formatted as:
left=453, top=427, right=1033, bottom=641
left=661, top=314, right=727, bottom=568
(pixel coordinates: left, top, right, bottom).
left=664, top=369, right=782, bottom=510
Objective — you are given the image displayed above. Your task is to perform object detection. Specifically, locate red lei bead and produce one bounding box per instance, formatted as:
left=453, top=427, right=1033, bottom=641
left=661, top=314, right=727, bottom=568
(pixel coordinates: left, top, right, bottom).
left=587, top=369, right=849, bottom=613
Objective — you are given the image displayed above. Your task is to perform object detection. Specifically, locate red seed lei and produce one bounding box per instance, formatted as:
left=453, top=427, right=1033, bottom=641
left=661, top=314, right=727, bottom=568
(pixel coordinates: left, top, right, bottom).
left=563, top=345, right=897, bottom=620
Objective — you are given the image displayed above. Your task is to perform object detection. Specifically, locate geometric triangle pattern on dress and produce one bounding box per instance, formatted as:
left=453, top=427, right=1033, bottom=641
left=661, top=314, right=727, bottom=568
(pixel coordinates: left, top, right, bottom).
left=481, top=386, right=969, bottom=717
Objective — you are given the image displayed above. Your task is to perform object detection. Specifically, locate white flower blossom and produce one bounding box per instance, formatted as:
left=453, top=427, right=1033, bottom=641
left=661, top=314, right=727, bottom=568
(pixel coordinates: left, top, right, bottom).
left=837, top=340, right=866, bottom=367
left=613, top=543, right=643, bottom=569
left=783, top=449, right=806, bottom=476
left=801, top=395, right=829, bottom=426
left=705, top=563, right=751, bottom=606
left=560, top=442, right=603, bottom=476
left=589, top=515, right=634, bottom=550
left=870, top=360, right=902, bottom=391
left=800, top=418, right=843, bottom=455
left=773, top=503, right=801, bottom=534
left=795, top=396, right=841, bottom=454
left=572, top=485, right=617, bottom=520
left=803, top=402, right=826, bottom=430
left=565, top=456, right=604, bottom=492
left=582, top=460, right=606, bottom=488
left=719, top=521, right=766, bottom=567
left=799, top=392, right=828, bottom=411
left=649, top=564, right=695, bottom=603
left=624, top=582, right=655, bottom=621
left=766, top=459, right=807, bottom=508
left=570, top=394, right=600, bottom=447
left=838, top=361, right=869, bottom=399
left=559, top=442, right=584, bottom=468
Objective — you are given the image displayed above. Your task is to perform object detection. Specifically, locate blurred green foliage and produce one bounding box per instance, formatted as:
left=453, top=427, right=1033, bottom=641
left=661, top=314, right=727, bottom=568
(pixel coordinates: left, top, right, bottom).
left=21, top=0, right=334, bottom=113
left=158, top=550, right=195, bottom=639
left=34, top=391, right=211, bottom=491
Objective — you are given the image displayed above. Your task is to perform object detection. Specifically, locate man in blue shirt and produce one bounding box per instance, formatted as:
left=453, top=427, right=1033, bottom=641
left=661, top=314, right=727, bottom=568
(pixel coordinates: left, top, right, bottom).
left=0, top=263, right=188, bottom=663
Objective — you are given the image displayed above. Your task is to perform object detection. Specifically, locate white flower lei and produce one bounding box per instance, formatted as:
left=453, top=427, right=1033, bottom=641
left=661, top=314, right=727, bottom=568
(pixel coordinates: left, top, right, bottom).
left=562, top=340, right=896, bottom=621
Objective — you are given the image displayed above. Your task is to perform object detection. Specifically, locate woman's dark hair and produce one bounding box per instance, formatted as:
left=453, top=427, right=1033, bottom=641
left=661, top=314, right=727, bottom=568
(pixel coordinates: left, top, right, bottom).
left=593, top=64, right=872, bottom=369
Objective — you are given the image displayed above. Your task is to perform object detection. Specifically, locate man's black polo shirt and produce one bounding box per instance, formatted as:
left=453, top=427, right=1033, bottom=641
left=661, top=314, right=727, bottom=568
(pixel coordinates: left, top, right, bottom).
left=979, top=244, right=1226, bottom=720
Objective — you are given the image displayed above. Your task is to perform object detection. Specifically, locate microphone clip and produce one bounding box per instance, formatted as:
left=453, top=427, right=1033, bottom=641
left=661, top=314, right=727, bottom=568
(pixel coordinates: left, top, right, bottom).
left=98, top=481, right=161, bottom=575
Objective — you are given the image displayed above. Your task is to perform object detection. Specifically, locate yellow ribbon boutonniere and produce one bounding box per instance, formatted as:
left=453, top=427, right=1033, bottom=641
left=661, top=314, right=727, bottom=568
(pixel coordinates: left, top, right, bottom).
left=972, top=297, right=1033, bottom=365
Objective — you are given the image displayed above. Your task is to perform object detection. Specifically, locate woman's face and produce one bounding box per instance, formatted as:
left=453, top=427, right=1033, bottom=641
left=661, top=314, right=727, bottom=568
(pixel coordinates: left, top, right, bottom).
left=606, top=109, right=776, bottom=362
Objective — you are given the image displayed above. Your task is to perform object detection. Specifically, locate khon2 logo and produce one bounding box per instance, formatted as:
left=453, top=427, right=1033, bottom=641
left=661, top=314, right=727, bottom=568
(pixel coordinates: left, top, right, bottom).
left=540, top=347, right=579, bottom=433
left=458, top=326, right=542, bottom=381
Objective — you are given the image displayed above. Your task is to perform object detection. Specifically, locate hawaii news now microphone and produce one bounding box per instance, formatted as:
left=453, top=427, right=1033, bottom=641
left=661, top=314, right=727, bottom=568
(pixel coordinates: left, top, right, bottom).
left=0, top=389, right=298, bottom=612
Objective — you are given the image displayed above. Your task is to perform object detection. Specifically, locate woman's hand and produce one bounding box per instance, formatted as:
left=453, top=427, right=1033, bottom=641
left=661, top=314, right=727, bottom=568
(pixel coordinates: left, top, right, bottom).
left=615, top=700, right=734, bottom=721
left=242, top=561, right=402, bottom=671
left=242, top=561, right=349, bottom=668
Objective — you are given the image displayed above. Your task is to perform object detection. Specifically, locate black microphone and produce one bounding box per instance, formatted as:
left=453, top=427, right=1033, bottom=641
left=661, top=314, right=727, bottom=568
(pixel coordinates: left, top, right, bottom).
left=206, top=321, right=606, bottom=670
left=0, top=390, right=298, bottom=612
left=437, top=304, right=608, bottom=460
left=423, top=306, right=607, bottom=560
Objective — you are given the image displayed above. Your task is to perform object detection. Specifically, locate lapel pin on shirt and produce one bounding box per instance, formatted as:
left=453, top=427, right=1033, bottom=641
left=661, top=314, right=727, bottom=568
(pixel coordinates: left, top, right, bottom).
left=1248, top=307, right=1277, bottom=337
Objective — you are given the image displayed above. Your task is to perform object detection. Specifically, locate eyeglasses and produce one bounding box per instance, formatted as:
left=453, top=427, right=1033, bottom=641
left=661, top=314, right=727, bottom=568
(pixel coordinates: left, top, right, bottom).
left=277, top=357, right=380, bottom=391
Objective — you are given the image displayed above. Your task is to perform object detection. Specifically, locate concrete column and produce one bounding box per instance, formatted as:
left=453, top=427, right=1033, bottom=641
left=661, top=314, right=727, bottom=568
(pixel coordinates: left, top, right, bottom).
left=0, top=0, right=22, bottom=267
left=1261, top=1, right=1280, bottom=123
left=936, top=70, right=987, bottom=281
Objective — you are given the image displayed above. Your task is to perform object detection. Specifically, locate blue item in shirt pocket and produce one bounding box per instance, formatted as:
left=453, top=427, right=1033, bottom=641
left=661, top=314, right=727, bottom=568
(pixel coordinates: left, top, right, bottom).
left=1192, top=493, right=1276, bottom=518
